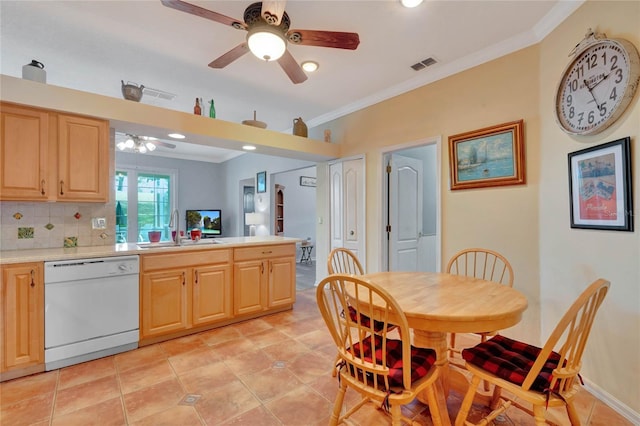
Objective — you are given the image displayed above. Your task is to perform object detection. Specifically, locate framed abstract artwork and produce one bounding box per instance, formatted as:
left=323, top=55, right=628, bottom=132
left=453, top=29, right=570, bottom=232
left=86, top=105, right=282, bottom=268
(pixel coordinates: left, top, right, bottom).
left=568, top=137, right=633, bottom=231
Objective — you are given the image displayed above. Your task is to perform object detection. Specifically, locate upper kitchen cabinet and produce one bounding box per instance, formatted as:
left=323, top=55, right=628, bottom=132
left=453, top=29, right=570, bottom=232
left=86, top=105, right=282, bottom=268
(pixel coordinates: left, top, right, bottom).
left=0, top=102, right=109, bottom=202
left=0, top=103, right=50, bottom=200
left=57, top=114, right=109, bottom=202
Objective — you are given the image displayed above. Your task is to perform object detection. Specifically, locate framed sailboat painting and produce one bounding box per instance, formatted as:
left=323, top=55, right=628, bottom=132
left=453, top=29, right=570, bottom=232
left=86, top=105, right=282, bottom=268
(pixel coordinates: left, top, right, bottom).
left=448, top=120, right=525, bottom=190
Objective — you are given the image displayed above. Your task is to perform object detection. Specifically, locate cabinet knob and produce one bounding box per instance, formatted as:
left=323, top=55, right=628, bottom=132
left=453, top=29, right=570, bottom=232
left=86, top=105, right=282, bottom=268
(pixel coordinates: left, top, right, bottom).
left=59, top=180, right=64, bottom=195
left=350, top=230, right=355, bottom=236
left=195, top=270, right=199, bottom=284
left=30, top=269, right=35, bottom=287
left=41, top=179, right=46, bottom=195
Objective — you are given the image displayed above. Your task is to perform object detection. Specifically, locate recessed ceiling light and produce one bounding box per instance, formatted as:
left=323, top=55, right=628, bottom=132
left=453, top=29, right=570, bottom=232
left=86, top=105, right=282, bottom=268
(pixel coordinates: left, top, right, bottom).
left=301, top=61, right=319, bottom=72
left=168, top=133, right=185, bottom=139
left=401, top=0, right=423, bottom=7
left=243, top=145, right=257, bottom=151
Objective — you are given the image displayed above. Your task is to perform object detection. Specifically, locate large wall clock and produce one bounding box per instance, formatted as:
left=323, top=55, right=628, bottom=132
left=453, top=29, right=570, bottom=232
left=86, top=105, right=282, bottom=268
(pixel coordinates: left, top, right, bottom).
left=555, top=29, right=640, bottom=136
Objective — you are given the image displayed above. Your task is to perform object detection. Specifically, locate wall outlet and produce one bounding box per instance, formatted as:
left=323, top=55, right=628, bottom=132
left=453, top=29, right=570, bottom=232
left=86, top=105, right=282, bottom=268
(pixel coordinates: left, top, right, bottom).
left=92, top=217, right=106, bottom=229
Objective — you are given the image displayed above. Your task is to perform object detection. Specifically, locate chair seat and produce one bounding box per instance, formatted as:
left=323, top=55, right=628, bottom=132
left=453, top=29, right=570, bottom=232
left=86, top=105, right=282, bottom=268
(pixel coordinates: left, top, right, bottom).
left=462, top=334, right=561, bottom=393
left=350, top=335, right=436, bottom=389
left=347, top=305, right=390, bottom=333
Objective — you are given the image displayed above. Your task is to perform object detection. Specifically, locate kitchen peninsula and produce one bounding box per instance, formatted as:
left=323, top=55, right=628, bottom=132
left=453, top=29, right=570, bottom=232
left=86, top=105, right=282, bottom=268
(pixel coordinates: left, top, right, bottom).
left=0, top=236, right=299, bottom=381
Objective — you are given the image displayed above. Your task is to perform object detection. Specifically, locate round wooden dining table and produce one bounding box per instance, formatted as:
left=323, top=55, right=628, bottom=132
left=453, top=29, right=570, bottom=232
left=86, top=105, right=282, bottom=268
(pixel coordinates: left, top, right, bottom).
left=361, top=271, right=528, bottom=426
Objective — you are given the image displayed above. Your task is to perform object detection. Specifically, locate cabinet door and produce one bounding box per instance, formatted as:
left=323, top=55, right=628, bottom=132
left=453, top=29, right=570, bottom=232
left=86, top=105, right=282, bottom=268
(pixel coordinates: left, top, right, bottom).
left=0, top=104, right=50, bottom=200
left=141, top=269, right=189, bottom=339
left=1, top=263, right=44, bottom=371
left=192, top=264, right=232, bottom=325
left=268, top=257, right=296, bottom=308
left=57, top=114, right=109, bottom=202
left=233, top=260, right=266, bottom=316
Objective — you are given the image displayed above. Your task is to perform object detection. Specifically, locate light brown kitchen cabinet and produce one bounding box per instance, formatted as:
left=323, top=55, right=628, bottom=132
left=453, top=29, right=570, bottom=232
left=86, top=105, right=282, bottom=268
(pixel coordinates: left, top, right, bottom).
left=1, top=262, right=44, bottom=380
left=0, top=102, right=109, bottom=202
left=141, top=268, right=189, bottom=338
left=56, top=113, right=109, bottom=202
left=0, top=103, right=50, bottom=200
left=233, top=244, right=296, bottom=316
left=140, top=249, right=232, bottom=342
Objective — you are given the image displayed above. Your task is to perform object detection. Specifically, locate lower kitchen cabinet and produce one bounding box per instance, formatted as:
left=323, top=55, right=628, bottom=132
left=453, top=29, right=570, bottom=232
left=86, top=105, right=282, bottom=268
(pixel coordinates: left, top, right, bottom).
left=1, top=262, right=44, bottom=379
left=140, top=250, right=232, bottom=341
left=233, top=244, right=296, bottom=316
left=192, top=264, right=233, bottom=326
left=141, top=268, right=189, bottom=338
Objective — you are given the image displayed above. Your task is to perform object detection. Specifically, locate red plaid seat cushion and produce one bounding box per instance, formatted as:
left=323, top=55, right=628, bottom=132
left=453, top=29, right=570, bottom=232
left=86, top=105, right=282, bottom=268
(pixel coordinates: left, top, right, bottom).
left=350, top=335, right=436, bottom=389
left=462, top=334, right=561, bottom=393
left=347, top=306, right=389, bottom=333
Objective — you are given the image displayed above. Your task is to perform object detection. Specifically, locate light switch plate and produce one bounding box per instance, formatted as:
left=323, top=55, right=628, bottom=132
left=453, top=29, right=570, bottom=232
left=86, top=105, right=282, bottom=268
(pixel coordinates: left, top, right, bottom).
left=92, top=217, right=106, bottom=229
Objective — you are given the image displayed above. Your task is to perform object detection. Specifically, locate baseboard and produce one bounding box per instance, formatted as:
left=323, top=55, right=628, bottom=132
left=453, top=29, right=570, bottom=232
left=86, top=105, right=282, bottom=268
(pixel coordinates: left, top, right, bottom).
left=582, top=377, right=640, bottom=424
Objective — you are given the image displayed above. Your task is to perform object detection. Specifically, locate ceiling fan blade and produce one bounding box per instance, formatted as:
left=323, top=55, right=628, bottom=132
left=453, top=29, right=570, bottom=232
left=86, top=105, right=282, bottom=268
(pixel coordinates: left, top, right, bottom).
left=160, top=0, right=246, bottom=29
left=208, top=43, right=250, bottom=68
left=287, top=29, right=360, bottom=50
left=154, top=140, right=176, bottom=149
left=277, top=50, right=308, bottom=84
left=261, top=0, right=286, bottom=26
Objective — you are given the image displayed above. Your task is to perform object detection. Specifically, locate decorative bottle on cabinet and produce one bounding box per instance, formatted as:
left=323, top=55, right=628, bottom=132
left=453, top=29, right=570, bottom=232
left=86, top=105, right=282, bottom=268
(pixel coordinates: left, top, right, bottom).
left=194, top=98, right=201, bottom=115
left=275, top=184, right=284, bottom=236
left=209, top=99, right=216, bottom=118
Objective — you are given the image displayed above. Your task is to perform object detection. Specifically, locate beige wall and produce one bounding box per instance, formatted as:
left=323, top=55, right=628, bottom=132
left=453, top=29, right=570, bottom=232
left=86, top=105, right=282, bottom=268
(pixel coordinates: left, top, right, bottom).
left=316, top=0, right=639, bottom=418
left=321, top=43, right=543, bottom=341
left=539, top=0, right=640, bottom=415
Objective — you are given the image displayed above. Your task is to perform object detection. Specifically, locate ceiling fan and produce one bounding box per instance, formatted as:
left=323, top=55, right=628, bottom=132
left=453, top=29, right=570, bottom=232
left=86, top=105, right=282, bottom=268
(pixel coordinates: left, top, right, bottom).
left=115, top=133, right=176, bottom=154
left=160, top=0, right=360, bottom=84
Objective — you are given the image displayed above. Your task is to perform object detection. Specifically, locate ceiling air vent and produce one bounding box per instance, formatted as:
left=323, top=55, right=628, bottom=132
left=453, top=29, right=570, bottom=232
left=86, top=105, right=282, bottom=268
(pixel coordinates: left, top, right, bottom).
left=410, top=57, right=438, bottom=71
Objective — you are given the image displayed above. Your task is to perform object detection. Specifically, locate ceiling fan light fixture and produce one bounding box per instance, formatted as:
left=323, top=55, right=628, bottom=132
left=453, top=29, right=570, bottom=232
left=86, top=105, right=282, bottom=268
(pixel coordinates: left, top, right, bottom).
left=145, top=142, right=157, bottom=151
left=117, top=141, right=127, bottom=151
left=401, top=0, right=423, bottom=7
left=247, top=25, right=286, bottom=61
left=124, top=136, right=135, bottom=149
left=301, top=61, right=319, bottom=72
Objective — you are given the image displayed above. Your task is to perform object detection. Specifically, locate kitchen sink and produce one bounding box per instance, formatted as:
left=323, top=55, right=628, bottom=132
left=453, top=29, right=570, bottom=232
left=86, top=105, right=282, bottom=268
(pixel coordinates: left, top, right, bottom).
left=181, top=239, right=224, bottom=245
left=137, top=239, right=224, bottom=250
left=136, top=243, right=176, bottom=250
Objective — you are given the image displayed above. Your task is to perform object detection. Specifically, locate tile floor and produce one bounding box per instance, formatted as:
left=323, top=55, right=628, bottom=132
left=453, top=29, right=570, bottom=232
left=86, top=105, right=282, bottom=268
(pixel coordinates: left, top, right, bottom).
left=0, top=288, right=633, bottom=426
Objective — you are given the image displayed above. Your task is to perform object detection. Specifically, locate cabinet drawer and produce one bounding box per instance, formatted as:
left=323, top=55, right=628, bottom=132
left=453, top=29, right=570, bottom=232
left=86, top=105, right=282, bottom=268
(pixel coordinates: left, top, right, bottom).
left=234, top=244, right=296, bottom=262
left=142, top=249, right=231, bottom=272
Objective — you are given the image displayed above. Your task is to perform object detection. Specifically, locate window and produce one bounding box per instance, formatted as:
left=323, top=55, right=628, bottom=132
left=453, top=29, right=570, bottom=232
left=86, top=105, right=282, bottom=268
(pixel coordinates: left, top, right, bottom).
left=115, top=166, right=176, bottom=243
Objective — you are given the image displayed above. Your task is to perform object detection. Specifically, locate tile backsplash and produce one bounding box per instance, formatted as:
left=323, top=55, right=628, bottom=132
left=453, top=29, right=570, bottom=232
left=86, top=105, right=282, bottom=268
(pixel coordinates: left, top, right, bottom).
left=0, top=201, right=116, bottom=251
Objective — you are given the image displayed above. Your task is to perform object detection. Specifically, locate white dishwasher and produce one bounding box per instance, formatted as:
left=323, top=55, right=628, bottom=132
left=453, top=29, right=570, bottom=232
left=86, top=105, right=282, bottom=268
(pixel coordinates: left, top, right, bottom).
left=44, top=255, right=139, bottom=370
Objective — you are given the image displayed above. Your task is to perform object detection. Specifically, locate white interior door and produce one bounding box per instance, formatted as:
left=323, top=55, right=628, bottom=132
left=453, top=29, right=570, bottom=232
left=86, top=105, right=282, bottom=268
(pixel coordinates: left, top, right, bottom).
left=330, top=158, right=365, bottom=270
left=389, top=154, right=423, bottom=271
left=329, top=162, right=343, bottom=250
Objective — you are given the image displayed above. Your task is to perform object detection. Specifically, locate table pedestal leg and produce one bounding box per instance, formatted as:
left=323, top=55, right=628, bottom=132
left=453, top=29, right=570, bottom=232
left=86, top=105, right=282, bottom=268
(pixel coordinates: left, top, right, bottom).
left=413, top=330, right=451, bottom=426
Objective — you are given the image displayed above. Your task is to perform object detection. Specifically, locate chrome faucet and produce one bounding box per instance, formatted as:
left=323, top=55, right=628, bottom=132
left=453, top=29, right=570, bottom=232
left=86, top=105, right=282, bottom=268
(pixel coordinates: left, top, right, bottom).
left=169, top=209, right=182, bottom=245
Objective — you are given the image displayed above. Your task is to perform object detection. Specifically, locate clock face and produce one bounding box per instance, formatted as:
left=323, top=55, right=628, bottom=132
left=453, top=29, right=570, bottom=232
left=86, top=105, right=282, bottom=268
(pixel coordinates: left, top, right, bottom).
left=555, top=39, right=640, bottom=135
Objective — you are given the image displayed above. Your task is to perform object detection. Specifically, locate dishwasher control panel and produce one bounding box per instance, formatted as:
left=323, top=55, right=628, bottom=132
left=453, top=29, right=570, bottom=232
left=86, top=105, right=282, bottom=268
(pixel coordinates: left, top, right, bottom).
left=45, top=255, right=140, bottom=283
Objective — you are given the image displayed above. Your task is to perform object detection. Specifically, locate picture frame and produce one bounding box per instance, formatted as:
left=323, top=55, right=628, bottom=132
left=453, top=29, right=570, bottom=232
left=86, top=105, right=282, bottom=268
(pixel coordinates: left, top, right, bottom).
left=448, top=119, right=525, bottom=190
left=568, top=137, right=633, bottom=232
left=300, top=176, right=316, bottom=187
left=256, top=171, right=267, bottom=193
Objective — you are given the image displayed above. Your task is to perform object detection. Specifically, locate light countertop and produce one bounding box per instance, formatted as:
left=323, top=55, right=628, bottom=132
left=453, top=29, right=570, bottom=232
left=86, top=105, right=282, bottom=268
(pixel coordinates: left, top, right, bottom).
left=0, top=236, right=302, bottom=265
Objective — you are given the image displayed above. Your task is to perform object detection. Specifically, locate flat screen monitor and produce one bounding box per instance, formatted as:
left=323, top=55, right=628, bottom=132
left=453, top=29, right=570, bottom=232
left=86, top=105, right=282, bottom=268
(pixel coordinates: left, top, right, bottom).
left=185, top=209, right=221, bottom=237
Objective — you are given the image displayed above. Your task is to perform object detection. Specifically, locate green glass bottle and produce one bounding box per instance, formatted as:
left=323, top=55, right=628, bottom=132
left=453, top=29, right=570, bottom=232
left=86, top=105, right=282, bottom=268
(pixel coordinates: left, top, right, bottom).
left=209, top=99, right=216, bottom=118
